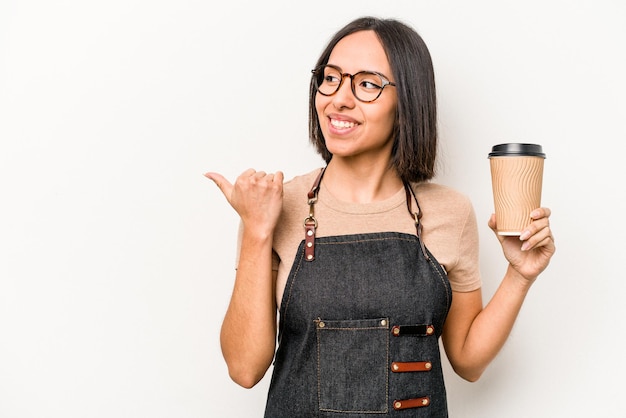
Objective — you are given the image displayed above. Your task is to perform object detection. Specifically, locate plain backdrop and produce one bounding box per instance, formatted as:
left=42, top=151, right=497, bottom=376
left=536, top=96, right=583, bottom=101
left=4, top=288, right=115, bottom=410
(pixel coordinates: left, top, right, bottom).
left=1, top=1, right=625, bottom=417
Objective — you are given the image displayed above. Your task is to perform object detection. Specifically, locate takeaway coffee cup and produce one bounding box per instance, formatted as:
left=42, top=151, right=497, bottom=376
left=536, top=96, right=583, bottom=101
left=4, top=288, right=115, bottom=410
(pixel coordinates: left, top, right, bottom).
left=488, top=143, right=546, bottom=236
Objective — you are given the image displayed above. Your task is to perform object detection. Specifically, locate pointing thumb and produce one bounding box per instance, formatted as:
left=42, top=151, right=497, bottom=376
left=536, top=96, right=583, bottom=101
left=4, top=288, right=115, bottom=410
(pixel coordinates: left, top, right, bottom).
left=204, top=172, right=234, bottom=200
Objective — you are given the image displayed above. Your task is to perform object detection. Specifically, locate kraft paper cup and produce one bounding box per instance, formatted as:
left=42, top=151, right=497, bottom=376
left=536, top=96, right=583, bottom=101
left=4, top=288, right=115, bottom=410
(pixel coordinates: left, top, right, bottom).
left=488, top=143, right=546, bottom=236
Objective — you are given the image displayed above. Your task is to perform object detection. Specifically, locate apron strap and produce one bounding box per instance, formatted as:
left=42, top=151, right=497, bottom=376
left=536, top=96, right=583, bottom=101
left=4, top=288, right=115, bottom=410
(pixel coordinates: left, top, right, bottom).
left=303, top=167, right=326, bottom=261
left=404, top=182, right=430, bottom=261
left=307, top=166, right=325, bottom=202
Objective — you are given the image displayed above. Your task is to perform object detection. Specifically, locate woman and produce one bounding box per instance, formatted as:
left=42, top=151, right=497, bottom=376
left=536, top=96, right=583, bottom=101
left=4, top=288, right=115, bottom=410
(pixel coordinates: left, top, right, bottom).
left=206, top=16, right=555, bottom=417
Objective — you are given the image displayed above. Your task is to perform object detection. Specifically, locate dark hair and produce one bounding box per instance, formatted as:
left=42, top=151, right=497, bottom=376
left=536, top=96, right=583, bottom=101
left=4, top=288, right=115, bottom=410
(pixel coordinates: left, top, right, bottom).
left=308, top=16, right=438, bottom=183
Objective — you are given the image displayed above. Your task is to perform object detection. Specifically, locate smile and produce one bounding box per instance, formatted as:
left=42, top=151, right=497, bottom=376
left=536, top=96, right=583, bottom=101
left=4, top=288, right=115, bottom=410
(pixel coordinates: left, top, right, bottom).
left=330, top=119, right=356, bottom=129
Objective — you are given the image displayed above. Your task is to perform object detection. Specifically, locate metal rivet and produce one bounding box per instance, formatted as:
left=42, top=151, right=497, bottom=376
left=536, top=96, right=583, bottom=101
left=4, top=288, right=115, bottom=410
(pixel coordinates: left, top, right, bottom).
left=392, top=363, right=399, bottom=371
left=380, top=319, right=387, bottom=326
left=307, top=254, right=313, bottom=260
left=425, top=362, right=432, bottom=369
left=394, top=401, right=402, bottom=409
left=426, top=326, right=434, bottom=335
left=318, top=321, right=325, bottom=328
left=392, top=326, right=400, bottom=336
left=306, top=242, right=312, bottom=247
left=307, top=230, right=313, bottom=236
left=422, top=398, right=429, bottom=405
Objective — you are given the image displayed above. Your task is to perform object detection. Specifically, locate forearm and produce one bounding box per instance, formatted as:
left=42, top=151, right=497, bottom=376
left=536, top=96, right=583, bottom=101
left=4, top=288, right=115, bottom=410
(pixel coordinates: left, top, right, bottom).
left=445, top=265, right=533, bottom=381
left=220, top=228, right=277, bottom=388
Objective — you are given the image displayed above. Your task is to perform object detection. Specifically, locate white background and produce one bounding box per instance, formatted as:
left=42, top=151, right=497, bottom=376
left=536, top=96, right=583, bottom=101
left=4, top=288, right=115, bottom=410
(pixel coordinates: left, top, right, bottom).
left=1, top=1, right=625, bottom=417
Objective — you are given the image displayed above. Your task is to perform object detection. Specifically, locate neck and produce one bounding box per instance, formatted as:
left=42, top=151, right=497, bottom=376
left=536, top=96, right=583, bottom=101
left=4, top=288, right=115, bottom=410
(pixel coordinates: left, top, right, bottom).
left=323, top=159, right=403, bottom=203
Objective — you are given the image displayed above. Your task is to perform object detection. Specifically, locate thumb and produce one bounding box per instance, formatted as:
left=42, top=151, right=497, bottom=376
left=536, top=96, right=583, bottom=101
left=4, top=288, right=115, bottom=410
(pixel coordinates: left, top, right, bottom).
left=204, top=172, right=234, bottom=200
left=487, top=213, right=497, bottom=231
left=488, top=213, right=505, bottom=243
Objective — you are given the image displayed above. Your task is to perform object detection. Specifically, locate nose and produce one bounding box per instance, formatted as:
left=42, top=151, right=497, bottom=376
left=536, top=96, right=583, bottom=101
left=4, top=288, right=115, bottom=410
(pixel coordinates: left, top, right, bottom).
left=331, top=74, right=356, bottom=107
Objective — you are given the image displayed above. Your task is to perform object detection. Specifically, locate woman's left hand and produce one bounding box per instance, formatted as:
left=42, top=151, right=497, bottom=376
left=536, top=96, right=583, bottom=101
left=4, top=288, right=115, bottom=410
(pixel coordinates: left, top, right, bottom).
left=488, top=207, right=556, bottom=283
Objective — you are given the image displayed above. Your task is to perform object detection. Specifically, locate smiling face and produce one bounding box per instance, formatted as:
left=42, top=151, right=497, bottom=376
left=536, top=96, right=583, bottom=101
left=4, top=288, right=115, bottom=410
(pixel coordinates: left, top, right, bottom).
left=315, top=30, right=398, bottom=164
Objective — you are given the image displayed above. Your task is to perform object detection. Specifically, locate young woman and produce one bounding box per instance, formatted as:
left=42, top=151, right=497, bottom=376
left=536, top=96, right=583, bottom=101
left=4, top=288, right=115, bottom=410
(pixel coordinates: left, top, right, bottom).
left=206, top=16, right=555, bottom=417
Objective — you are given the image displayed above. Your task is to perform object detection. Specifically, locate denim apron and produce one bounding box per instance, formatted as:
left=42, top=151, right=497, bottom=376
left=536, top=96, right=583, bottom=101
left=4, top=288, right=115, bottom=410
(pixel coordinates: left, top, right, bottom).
left=265, top=168, right=452, bottom=417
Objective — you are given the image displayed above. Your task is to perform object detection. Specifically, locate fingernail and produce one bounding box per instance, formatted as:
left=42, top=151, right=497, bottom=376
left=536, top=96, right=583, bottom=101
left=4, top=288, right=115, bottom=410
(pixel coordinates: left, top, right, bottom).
left=519, top=231, right=530, bottom=241
left=521, top=241, right=530, bottom=251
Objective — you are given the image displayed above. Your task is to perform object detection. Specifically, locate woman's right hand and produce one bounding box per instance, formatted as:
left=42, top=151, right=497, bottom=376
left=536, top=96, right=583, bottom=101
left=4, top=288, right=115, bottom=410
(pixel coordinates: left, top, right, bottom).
left=206, top=169, right=284, bottom=388
left=205, top=169, right=284, bottom=234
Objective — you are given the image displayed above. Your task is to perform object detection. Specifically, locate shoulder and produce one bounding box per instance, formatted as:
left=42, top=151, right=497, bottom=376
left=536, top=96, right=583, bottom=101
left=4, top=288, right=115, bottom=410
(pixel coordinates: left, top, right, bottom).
left=283, top=168, right=325, bottom=189
left=282, top=168, right=325, bottom=203
left=412, top=182, right=481, bottom=291
left=273, top=168, right=324, bottom=265
left=412, top=182, right=478, bottom=261
left=413, top=181, right=474, bottom=218
left=278, top=168, right=325, bottom=223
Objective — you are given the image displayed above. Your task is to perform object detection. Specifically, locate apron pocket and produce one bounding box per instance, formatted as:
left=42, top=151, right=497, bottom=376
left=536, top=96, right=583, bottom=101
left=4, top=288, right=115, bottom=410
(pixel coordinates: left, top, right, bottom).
left=315, top=317, right=389, bottom=413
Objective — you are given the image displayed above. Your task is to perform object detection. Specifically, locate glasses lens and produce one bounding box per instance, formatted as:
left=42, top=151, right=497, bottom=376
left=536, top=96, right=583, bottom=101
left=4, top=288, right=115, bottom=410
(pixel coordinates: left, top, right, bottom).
left=315, top=66, right=342, bottom=96
left=353, top=72, right=385, bottom=102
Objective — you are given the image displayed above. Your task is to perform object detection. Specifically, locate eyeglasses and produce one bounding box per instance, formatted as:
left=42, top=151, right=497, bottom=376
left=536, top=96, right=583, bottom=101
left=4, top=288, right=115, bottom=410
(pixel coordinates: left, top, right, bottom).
left=311, top=64, right=396, bottom=103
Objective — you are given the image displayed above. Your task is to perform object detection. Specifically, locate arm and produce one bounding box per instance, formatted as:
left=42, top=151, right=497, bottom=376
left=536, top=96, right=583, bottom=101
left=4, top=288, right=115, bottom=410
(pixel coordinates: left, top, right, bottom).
left=442, top=208, right=555, bottom=382
left=205, top=169, right=284, bottom=388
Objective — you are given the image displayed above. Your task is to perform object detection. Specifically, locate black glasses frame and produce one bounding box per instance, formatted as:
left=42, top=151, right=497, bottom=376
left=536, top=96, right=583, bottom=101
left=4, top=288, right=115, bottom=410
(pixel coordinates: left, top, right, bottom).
left=311, top=64, right=396, bottom=103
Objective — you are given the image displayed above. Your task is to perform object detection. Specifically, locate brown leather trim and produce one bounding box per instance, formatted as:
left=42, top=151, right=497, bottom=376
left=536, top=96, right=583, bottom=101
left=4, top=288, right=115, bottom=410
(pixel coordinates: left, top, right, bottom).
left=393, top=396, right=430, bottom=410
left=391, top=324, right=435, bottom=337
left=307, top=167, right=325, bottom=201
left=303, top=167, right=325, bottom=262
left=391, top=361, right=433, bottom=373
left=304, top=222, right=316, bottom=261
